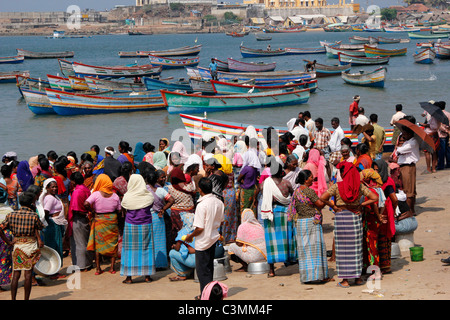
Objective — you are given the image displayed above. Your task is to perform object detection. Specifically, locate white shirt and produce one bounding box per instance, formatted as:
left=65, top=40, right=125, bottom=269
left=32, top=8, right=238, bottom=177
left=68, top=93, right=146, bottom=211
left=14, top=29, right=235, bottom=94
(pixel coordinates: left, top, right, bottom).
left=193, top=193, right=224, bottom=251
left=328, top=126, right=345, bottom=152
left=396, top=137, right=420, bottom=165
left=355, top=114, right=369, bottom=127
left=305, top=118, right=316, bottom=135
left=390, top=111, right=406, bottom=126
left=291, top=125, right=311, bottom=148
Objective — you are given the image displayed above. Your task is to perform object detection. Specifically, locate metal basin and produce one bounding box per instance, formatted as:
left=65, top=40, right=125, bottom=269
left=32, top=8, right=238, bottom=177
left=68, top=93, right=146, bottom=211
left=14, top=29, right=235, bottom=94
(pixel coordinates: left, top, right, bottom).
left=391, top=242, right=401, bottom=259
left=247, top=261, right=270, bottom=275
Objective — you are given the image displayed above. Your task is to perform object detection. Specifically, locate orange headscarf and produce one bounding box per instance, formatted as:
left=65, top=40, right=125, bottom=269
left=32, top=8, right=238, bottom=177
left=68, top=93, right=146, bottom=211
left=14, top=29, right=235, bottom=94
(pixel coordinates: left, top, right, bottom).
left=92, top=174, right=113, bottom=194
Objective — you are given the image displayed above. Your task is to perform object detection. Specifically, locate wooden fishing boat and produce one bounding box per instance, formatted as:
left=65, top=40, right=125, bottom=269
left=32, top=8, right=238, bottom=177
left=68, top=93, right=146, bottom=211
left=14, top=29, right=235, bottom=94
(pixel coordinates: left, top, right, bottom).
left=364, top=44, right=407, bottom=57
left=16, top=75, right=50, bottom=97
left=341, top=67, right=387, bottom=88
left=325, top=45, right=366, bottom=59
left=179, top=113, right=395, bottom=152
left=118, top=44, right=202, bottom=58
left=186, top=67, right=315, bottom=84
left=338, top=52, right=390, bottom=66
left=68, top=76, right=89, bottom=91
left=314, top=62, right=351, bottom=77
left=349, top=36, right=370, bottom=44
left=227, top=57, right=276, bottom=72
left=45, top=88, right=165, bottom=116
left=435, top=44, right=450, bottom=59
left=143, top=77, right=192, bottom=92
left=0, top=71, right=30, bottom=83
left=413, top=48, right=436, bottom=64
left=376, top=36, right=402, bottom=44
left=16, top=48, right=74, bottom=59
left=22, top=88, right=56, bottom=115
left=58, top=59, right=76, bottom=77
left=213, top=58, right=229, bottom=72
left=47, top=74, right=73, bottom=91
left=189, top=78, right=215, bottom=94
left=255, top=33, right=271, bottom=41
left=148, top=54, right=199, bottom=69
left=0, top=55, right=24, bottom=64
left=408, top=32, right=449, bottom=40
left=319, top=40, right=341, bottom=47
left=87, top=76, right=148, bottom=92
left=72, top=61, right=162, bottom=79
left=210, top=79, right=318, bottom=95
left=161, top=88, right=310, bottom=114
left=240, top=45, right=287, bottom=58
left=226, top=31, right=245, bottom=37
left=285, top=47, right=326, bottom=55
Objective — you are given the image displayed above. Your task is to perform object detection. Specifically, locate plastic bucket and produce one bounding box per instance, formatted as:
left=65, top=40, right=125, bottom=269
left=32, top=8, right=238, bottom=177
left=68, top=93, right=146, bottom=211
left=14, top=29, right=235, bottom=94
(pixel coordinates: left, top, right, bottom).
left=409, top=246, right=424, bottom=262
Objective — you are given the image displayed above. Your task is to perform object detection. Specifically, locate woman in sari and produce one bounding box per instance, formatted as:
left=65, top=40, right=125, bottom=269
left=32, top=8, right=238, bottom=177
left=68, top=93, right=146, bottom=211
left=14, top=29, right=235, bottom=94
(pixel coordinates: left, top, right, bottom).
left=82, top=161, right=95, bottom=191
left=303, top=149, right=327, bottom=197
left=133, top=142, right=146, bottom=164
left=117, top=141, right=135, bottom=171
left=120, top=174, right=155, bottom=284
left=146, top=170, right=175, bottom=269
left=152, top=151, right=167, bottom=171
left=85, top=174, right=121, bottom=275
left=168, top=211, right=196, bottom=281
left=374, top=159, right=398, bottom=274
left=237, top=150, right=260, bottom=216
left=287, top=170, right=330, bottom=283
left=261, top=163, right=295, bottom=277
left=320, top=162, right=378, bottom=288
left=232, top=140, right=247, bottom=191
left=228, top=209, right=267, bottom=272
left=142, top=142, right=156, bottom=164
left=16, top=161, right=34, bottom=192
left=159, top=138, right=171, bottom=157
left=354, top=143, right=373, bottom=171
left=68, top=172, right=93, bottom=271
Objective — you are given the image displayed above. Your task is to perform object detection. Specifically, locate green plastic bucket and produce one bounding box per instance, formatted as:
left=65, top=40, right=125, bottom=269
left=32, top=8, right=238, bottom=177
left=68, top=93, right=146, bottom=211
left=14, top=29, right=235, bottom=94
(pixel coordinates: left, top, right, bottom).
left=409, top=246, right=424, bottom=261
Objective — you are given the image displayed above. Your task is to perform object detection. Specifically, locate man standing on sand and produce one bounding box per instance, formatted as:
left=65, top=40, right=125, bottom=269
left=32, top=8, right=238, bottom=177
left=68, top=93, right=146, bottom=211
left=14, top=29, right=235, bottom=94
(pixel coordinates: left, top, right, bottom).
left=184, top=177, right=224, bottom=300
left=349, top=95, right=360, bottom=130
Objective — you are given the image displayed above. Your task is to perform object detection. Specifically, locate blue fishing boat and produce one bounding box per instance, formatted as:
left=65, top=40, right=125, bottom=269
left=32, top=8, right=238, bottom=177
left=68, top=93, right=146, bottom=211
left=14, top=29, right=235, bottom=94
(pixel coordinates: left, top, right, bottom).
left=0, top=71, right=30, bottom=83
left=413, top=48, right=436, bottom=64
left=143, top=77, right=192, bottom=92
left=341, top=66, right=386, bottom=88
left=0, top=55, right=24, bottom=64
left=22, top=88, right=56, bottom=115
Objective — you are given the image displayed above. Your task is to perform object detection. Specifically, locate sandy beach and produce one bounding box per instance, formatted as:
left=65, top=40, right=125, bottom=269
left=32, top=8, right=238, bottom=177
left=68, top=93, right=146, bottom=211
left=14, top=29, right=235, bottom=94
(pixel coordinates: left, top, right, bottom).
left=0, top=155, right=449, bottom=301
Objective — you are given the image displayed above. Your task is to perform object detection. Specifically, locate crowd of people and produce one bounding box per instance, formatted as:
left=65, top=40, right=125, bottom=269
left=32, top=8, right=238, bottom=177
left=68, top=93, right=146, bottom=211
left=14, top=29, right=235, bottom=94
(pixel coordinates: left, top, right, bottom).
left=0, top=97, right=448, bottom=299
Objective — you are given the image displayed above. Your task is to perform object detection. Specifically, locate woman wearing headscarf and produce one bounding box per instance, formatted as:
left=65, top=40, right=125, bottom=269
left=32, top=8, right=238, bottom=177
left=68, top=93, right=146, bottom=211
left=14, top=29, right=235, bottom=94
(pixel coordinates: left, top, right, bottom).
left=152, top=152, right=167, bottom=171
left=16, top=161, right=34, bottom=192
left=320, top=162, right=378, bottom=288
left=40, top=178, right=68, bottom=278
left=287, top=170, right=330, bottom=283
left=85, top=174, right=121, bottom=275
left=168, top=211, right=196, bottom=281
left=354, top=143, right=373, bottom=171
left=28, top=156, right=40, bottom=178
left=303, top=149, right=327, bottom=197
left=133, top=142, right=146, bottom=164
left=232, top=140, right=247, bottom=191
left=237, top=149, right=260, bottom=217
left=261, top=163, right=295, bottom=277
left=146, top=170, right=174, bottom=269
left=172, top=141, right=190, bottom=164
left=120, top=174, right=155, bottom=284
left=142, top=142, right=156, bottom=165
left=373, top=159, right=397, bottom=275
left=360, top=168, right=386, bottom=275
left=228, top=209, right=267, bottom=272
left=68, top=172, right=93, bottom=272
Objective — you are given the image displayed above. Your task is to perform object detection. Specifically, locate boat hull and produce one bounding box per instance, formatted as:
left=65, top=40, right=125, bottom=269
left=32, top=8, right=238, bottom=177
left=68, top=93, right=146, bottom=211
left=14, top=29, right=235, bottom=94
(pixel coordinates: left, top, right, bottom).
left=119, top=45, right=202, bottom=58
left=227, top=58, right=276, bottom=72
left=148, top=55, right=199, bottom=69
left=22, top=88, right=56, bottom=115
left=240, top=46, right=287, bottom=58
left=16, top=48, right=74, bottom=59
left=72, top=62, right=162, bottom=79
left=143, top=77, right=192, bottom=92
left=341, top=67, right=386, bottom=88
left=0, top=56, right=24, bottom=64
left=211, top=79, right=317, bottom=94
left=413, top=48, right=436, bottom=64
left=364, top=45, right=407, bottom=57
left=338, top=52, right=390, bottom=65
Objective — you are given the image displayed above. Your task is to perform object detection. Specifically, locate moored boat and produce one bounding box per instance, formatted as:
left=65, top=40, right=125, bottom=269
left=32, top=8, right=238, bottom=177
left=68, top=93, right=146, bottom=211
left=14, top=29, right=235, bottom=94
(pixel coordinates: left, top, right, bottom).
left=118, top=44, right=202, bottom=58
left=16, top=48, right=74, bottom=59
left=341, top=66, right=387, bottom=88
left=47, top=74, right=73, bottom=91
left=349, top=36, right=370, bottom=44
left=22, top=88, right=56, bottom=115
left=16, top=75, right=50, bottom=96
left=58, top=59, right=76, bottom=77
left=240, top=45, right=287, bottom=58
left=0, top=71, right=30, bottom=83
left=148, top=54, right=199, bottom=69
left=435, top=44, right=450, bottom=59
left=338, top=52, right=390, bottom=66
left=87, top=76, right=148, bottom=92
left=255, top=33, right=272, bottom=41
left=0, top=55, right=24, bottom=64
left=227, top=57, right=276, bottom=72
left=413, top=48, right=436, bottom=64
left=68, top=76, right=89, bottom=91
left=285, top=47, right=326, bottom=55
left=213, top=58, right=229, bottom=72
left=189, top=78, right=214, bottom=94
left=408, top=32, right=449, bottom=40
left=314, top=62, right=351, bottom=77
left=325, top=45, right=367, bottom=59
left=161, top=88, right=310, bottom=114
left=143, top=77, right=192, bottom=92
left=364, top=44, right=407, bottom=57
left=210, top=78, right=318, bottom=95
left=72, top=61, right=162, bottom=79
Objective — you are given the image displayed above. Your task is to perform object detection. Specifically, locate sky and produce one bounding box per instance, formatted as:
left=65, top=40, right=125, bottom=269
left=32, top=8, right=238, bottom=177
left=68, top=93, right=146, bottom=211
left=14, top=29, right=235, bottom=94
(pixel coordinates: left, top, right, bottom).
left=0, top=0, right=406, bottom=12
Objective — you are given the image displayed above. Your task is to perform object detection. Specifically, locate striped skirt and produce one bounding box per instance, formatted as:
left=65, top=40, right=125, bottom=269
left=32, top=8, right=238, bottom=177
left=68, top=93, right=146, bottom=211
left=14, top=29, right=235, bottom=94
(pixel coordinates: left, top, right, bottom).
left=264, top=205, right=297, bottom=264
left=152, top=212, right=168, bottom=269
left=334, top=210, right=363, bottom=279
left=296, top=218, right=328, bottom=283
left=120, top=222, right=155, bottom=277
left=87, top=213, right=119, bottom=257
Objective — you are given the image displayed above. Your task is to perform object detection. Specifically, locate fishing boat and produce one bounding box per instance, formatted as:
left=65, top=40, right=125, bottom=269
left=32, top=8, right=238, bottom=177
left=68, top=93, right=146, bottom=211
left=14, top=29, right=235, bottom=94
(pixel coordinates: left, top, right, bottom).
left=16, top=75, right=50, bottom=97
left=285, top=47, right=326, bottom=55
left=57, top=59, right=76, bottom=77
left=227, top=58, right=276, bottom=72
left=319, top=40, right=341, bottom=47
left=161, top=88, right=310, bottom=114
left=240, top=45, right=287, bottom=58
left=376, top=36, right=400, bottom=44
left=341, top=67, right=387, bottom=88
left=148, top=54, right=199, bottom=69
left=364, top=44, right=407, bottom=57
left=0, top=55, right=24, bottom=64
left=143, top=77, right=192, bottom=92
left=213, top=58, right=229, bottom=72
left=313, top=62, right=351, bottom=77
left=87, top=76, right=148, bottom=92
left=16, top=48, right=74, bottom=59
left=384, top=26, right=420, bottom=33
left=435, top=44, right=450, bottom=59
left=68, top=76, right=89, bottom=91
left=186, top=67, right=315, bottom=84
left=22, top=88, right=56, bottom=115
left=408, top=32, right=449, bottom=40
left=118, top=44, right=202, bottom=58
left=349, top=36, right=370, bottom=44
left=47, top=74, right=73, bottom=91
left=0, top=71, right=30, bottom=83
left=325, top=45, right=366, bottom=59
left=226, top=31, right=245, bottom=37
left=263, top=27, right=306, bottom=33
left=210, top=79, right=318, bottom=95
left=179, top=113, right=395, bottom=152
left=189, top=78, right=215, bottom=94
left=416, top=41, right=435, bottom=49
left=338, top=52, right=390, bottom=66
left=72, top=62, right=162, bottom=79
left=255, top=33, right=271, bottom=41
left=45, top=88, right=165, bottom=116
left=413, top=48, right=436, bottom=64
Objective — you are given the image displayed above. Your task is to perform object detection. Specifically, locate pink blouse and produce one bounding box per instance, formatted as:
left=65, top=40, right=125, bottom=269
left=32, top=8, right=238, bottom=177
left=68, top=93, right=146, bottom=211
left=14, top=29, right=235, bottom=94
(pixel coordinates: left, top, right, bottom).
left=86, top=191, right=121, bottom=214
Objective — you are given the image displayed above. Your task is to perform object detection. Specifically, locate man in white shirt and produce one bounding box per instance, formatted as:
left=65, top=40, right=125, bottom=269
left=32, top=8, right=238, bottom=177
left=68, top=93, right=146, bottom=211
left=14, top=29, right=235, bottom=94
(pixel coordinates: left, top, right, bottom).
left=395, top=124, right=420, bottom=214
left=185, top=177, right=224, bottom=299
left=303, top=111, right=316, bottom=136
left=290, top=118, right=312, bottom=148
left=390, top=104, right=406, bottom=146
left=328, top=117, right=345, bottom=165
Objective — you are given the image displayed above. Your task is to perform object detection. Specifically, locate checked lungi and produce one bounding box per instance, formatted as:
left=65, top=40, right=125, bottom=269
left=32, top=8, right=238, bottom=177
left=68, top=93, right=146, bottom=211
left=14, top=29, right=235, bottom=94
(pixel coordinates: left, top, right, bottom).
left=334, top=210, right=363, bottom=279
left=120, top=222, right=155, bottom=277
left=296, top=218, right=329, bottom=283
left=264, top=205, right=297, bottom=264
